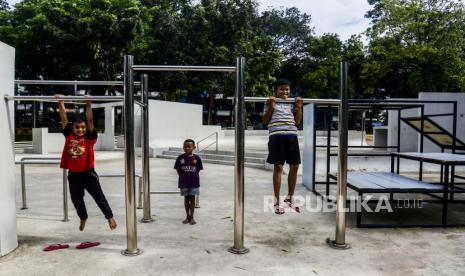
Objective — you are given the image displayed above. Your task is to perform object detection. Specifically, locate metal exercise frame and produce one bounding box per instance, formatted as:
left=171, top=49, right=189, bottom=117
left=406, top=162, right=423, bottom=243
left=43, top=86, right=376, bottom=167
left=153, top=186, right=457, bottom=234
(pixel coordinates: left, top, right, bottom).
left=15, top=157, right=68, bottom=221
left=238, top=62, right=350, bottom=250
left=6, top=60, right=352, bottom=254
left=122, top=59, right=348, bottom=255
left=15, top=157, right=147, bottom=221
left=124, top=55, right=240, bottom=256
left=312, top=99, right=458, bottom=199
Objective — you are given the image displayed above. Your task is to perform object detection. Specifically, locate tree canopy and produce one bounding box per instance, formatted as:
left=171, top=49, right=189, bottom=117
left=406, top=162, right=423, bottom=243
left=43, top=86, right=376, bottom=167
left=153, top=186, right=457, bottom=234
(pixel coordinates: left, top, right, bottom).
left=0, top=0, right=463, bottom=99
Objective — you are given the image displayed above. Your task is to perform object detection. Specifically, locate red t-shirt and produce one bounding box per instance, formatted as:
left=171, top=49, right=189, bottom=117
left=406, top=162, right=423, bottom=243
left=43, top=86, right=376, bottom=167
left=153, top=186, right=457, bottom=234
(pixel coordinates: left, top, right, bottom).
left=60, top=123, right=97, bottom=172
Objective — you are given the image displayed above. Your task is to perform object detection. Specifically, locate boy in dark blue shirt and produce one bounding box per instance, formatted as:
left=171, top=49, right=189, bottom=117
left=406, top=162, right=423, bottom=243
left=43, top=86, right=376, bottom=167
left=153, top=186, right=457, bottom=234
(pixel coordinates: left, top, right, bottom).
left=174, top=139, right=203, bottom=225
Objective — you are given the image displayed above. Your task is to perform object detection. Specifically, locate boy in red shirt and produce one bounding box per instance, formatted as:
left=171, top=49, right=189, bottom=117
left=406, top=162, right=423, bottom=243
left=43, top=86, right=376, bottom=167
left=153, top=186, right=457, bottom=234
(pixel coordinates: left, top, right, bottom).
left=56, top=95, right=117, bottom=231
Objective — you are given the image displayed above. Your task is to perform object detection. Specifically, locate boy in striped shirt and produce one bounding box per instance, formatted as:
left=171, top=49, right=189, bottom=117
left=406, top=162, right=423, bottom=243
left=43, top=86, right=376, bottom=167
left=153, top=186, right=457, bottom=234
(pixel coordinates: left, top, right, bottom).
left=263, top=79, right=303, bottom=214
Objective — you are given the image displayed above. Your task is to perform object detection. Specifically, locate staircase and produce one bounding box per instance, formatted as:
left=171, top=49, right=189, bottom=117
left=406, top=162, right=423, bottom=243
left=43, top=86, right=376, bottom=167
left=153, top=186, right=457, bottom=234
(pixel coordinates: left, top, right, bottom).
left=157, top=147, right=267, bottom=169
left=401, top=115, right=465, bottom=150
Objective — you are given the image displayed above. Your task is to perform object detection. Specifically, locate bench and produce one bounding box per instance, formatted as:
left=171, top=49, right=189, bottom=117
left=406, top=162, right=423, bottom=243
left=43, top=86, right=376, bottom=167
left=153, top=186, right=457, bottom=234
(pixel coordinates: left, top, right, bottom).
left=329, top=172, right=450, bottom=228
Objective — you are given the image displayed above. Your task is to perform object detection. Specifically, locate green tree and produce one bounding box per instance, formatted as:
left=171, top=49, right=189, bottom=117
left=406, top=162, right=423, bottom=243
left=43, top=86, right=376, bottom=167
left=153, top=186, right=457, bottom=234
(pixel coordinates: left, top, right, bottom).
left=2, top=0, right=146, bottom=93
left=136, top=0, right=282, bottom=99
left=0, top=0, right=9, bottom=10
left=260, top=6, right=314, bottom=95
left=363, top=0, right=465, bottom=97
left=300, top=34, right=343, bottom=99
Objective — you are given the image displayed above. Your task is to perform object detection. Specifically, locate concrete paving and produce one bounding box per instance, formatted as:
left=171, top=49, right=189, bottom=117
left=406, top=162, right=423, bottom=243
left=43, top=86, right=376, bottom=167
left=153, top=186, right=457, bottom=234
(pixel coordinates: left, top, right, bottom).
left=1, top=153, right=465, bottom=276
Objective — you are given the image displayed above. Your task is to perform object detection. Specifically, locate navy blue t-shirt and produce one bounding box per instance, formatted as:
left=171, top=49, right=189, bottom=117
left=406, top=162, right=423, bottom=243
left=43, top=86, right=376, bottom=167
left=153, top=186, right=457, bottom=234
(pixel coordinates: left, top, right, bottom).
left=174, top=154, right=203, bottom=188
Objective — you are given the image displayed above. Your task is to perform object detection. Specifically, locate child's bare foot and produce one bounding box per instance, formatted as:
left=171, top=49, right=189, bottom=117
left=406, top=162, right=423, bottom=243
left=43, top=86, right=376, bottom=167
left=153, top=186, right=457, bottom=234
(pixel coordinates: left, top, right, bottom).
left=182, top=217, right=190, bottom=224
left=189, top=218, right=196, bottom=225
left=79, top=220, right=87, bottom=231
left=108, top=218, right=117, bottom=230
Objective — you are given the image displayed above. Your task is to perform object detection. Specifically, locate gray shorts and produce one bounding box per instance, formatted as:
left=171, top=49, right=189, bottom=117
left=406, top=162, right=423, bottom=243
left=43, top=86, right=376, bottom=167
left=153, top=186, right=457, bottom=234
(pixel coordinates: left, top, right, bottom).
left=180, top=187, right=200, bottom=196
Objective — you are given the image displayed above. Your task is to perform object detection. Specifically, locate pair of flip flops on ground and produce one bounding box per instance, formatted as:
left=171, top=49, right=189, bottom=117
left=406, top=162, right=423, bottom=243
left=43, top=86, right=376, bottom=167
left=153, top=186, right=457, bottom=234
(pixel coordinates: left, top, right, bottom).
left=43, top=242, right=100, bottom=252
left=274, top=199, right=300, bottom=215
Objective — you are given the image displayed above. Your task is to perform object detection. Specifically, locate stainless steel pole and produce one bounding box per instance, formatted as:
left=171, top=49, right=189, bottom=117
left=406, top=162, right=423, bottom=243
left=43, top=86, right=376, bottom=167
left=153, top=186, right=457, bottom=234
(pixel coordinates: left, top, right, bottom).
left=361, top=111, right=366, bottom=146
left=195, top=196, right=200, bottom=208
left=122, top=55, right=141, bottom=256
left=62, top=169, right=69, bottom=222
left=14, top=80, right=140, bottom=86
left=228, top=57, right=249, bottom=254
left=21, top=163, right=27, bottom=210
left=327, top=62, right=350, bottom=249
left=141, top=73, right=153, bottom=223
left=226, top=97, right=341, bottom=105
left=137, top=176, right=143, bottom=210
left=132, top=65, right=236, bottom=72
left=5, top=95, right=125, bottom=102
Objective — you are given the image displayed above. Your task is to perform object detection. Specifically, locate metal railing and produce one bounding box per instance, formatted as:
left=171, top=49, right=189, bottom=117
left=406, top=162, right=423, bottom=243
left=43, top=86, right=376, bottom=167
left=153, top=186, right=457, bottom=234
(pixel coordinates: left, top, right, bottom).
left=15, top=157, right=68, bottom=222
left=97, top=173, right=143, bottom=210
left=15, top=79, right=141, bottom=86
left=5, top=95, right=125, bottom=102
left=15, top=160, right=151, bottom=221
left=197, top=131, right=219, bottom=152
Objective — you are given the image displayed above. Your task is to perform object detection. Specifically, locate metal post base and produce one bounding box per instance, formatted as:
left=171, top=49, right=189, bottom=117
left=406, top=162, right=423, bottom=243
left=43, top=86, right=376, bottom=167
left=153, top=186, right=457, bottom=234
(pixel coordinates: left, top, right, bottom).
left=228, top=247, right=249, bottom=254
left=21, top=207, right=28, bottom=210
left=62, top=218, right=69, bottom=222
left=137, top=206, right=143, bottom=210
left=140, top=217, right=154, bottom=223
left=326, top=238, right=351, bottom=250
left=121, top=248, right=142, bottom=256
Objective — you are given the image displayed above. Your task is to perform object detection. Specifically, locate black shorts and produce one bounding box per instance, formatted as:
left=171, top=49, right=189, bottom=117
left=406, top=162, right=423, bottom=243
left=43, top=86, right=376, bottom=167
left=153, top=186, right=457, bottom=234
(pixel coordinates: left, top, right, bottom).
left=266, top=135, right=301, bottom=165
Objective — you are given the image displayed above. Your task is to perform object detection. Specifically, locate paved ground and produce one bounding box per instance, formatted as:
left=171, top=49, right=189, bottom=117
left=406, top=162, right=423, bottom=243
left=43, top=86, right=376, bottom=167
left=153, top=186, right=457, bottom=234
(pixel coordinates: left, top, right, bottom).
left=1, top=153, right=465, bottom=276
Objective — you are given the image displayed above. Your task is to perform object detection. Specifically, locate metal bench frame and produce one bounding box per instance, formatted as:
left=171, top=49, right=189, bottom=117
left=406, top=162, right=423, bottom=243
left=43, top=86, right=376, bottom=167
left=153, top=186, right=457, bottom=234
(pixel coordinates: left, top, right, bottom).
left=329, top=172, right=465, bottom=228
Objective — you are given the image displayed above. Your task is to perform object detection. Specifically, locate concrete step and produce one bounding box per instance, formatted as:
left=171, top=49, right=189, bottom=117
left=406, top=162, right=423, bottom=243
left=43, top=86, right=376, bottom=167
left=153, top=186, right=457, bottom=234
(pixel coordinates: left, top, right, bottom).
left=162, top=150, right=266, bottom=164
left=156, top=154, right=266, bottom=169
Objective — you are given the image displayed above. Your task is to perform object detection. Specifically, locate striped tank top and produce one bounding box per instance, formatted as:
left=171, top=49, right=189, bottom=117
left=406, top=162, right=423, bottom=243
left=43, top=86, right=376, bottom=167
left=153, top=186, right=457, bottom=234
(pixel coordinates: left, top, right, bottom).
left=264, top=102, right=298, bottom=136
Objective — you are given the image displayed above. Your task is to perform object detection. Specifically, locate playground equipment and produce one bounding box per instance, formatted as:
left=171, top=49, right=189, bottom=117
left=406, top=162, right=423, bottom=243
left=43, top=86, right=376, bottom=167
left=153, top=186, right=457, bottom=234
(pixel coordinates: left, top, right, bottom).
left=4, top=57, right=352, bottom=256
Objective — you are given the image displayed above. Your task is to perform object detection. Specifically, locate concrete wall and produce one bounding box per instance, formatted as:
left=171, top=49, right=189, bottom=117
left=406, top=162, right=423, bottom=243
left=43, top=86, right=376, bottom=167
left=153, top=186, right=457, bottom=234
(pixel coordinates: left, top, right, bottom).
left=148, top=100, right=222, bottom=150
left=98, top=104, right=116, bottom=150
left=29, top=128, right=105, bottom=154
left=302, top=104, right=315, bottom=190
left=419, top=92, right=465, bottom=152
left=388, top=108, right=419, bottom=152
left=0, top=41, right=18, bottom=256
left=373, top=126, right=388, bottom=147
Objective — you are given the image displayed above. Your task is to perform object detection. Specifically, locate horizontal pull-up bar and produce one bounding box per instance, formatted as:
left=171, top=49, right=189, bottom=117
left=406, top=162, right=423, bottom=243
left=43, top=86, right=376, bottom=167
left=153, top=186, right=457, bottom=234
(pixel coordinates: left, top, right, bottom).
left=4, top=95, right=125, bottom=102
left=132, top=65, right=236, bottom=72
left=15, top=80, right=140, bottom=86
left=227, top=96, right=341, bottom=105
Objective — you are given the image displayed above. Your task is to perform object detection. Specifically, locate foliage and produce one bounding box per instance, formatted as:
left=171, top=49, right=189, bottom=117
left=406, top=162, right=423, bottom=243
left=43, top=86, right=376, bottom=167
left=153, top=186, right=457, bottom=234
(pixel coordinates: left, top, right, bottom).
left=0, top=0, right=463, bottom=99
left=363, top=0, right=465, bottom=97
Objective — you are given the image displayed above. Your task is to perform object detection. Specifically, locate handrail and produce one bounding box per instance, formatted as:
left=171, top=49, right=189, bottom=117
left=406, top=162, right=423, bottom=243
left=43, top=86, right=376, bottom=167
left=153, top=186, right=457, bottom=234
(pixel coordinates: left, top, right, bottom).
left=197, top=131, right=219, bottom=152
left=15, top=79, right=141, bottom=86
left=15, top=157, right=68, bottom=221
left=5, top=95, right=124, bottom=102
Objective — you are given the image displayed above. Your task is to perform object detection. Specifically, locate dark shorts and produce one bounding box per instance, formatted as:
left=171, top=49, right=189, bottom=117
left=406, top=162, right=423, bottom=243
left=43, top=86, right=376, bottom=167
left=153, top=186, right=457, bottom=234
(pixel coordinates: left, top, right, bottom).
left=266, top=135, right=301, bottom=165
left=180, top=187, right=200, bottom=196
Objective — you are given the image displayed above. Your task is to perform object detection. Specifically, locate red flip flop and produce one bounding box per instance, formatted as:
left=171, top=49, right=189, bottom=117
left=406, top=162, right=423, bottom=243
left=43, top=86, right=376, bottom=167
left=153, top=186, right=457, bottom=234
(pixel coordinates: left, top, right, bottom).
left=43, top=244, right=69, bottom=252
left=76, top=241, right=100, bottom=249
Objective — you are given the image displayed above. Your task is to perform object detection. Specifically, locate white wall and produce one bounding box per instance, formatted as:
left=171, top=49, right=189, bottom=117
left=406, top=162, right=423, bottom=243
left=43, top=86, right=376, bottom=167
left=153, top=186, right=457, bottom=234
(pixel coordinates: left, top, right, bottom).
left=388, top=108, right=419, bottom=152
left=0, top=41, right=18, bottom=256
left=30, top=100, right=223, bottom=153
left=29, top=128, right=104, bottom=154
left=302, top=104, right=315, bottom=190
left=148, top=100, right=222, bottom=149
